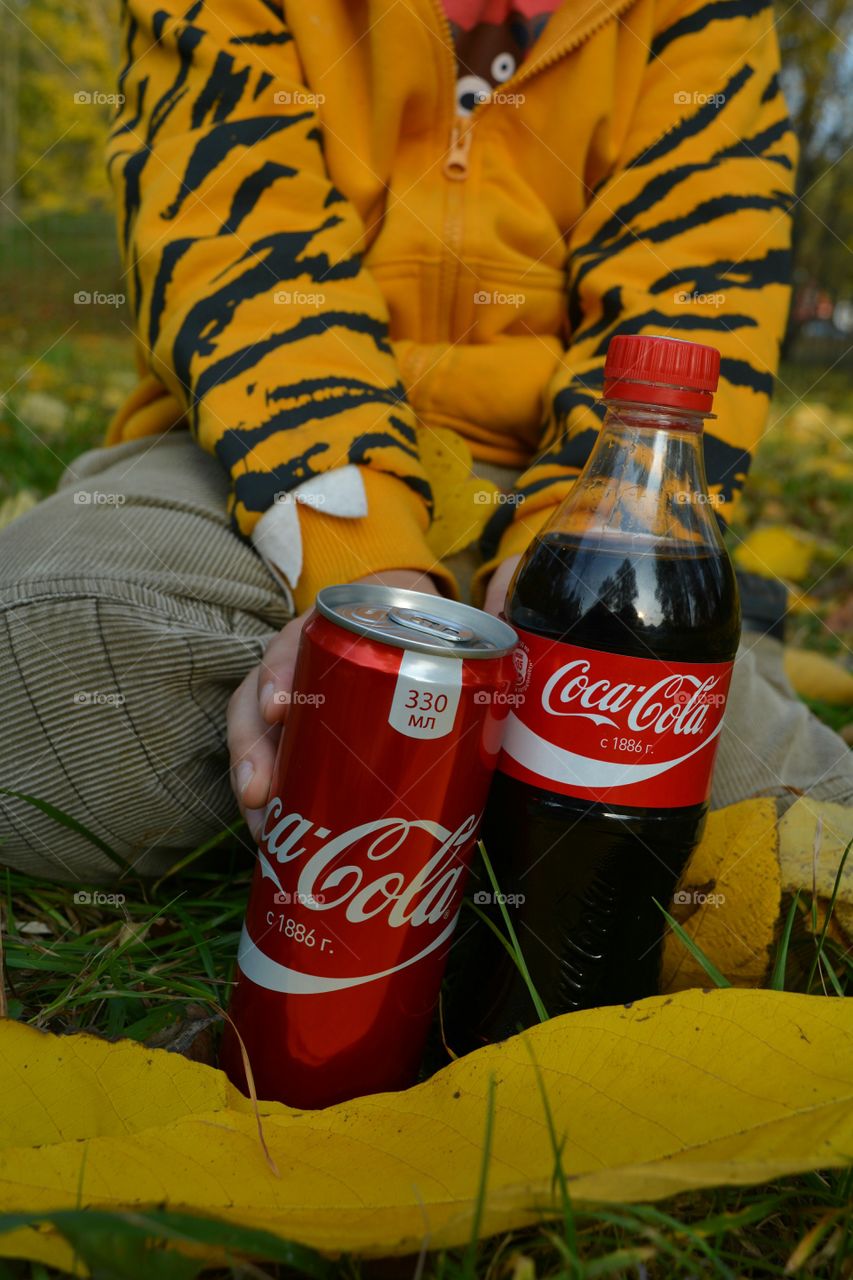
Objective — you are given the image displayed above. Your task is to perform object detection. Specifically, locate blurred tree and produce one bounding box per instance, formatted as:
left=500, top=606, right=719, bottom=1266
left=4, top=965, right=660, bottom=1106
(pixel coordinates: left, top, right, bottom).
left=1, top=0, right=850, bottom=317
left=0, top=6, right=21, bottom=226
left=12, top=0, right=119, bottom=216
left=777, top=0, right=853, bottom=350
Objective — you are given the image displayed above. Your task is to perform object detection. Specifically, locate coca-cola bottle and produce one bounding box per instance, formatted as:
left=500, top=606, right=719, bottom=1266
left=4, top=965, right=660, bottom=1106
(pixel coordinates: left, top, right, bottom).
left=453, top=334, right=741, bottom=1047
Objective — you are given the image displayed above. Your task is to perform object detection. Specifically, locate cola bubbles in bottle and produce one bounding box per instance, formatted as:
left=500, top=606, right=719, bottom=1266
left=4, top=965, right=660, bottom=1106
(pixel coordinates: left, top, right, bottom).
left=453, top=334, right=741, bottom=1047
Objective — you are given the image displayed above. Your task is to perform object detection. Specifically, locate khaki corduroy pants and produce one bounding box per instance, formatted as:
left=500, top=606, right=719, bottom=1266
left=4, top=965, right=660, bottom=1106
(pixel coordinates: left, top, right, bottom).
left=0, top=434, right=290, bottom=881
left=0, top=431, right=851, bottom=883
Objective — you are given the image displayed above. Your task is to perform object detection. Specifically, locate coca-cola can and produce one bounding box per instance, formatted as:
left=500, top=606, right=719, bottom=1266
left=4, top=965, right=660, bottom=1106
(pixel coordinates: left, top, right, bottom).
left=220, top=585, right=517, bottom=1108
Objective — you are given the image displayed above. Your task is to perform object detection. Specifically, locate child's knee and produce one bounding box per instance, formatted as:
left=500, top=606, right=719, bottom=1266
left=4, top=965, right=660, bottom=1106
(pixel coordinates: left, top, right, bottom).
left=0, top=588, right=264, bottom=882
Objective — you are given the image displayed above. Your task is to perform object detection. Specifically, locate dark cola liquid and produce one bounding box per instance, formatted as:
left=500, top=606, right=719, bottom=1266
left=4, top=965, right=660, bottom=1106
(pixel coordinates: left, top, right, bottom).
left=450, top=530, right=739, bottom=1049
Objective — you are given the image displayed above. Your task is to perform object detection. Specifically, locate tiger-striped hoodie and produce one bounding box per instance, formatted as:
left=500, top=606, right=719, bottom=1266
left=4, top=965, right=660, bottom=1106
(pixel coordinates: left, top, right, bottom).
left=106, top=0, right=796, bottom=608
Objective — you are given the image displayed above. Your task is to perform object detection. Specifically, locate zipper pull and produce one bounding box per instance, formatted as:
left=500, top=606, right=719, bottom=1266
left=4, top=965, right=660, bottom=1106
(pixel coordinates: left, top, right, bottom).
left=444, top=119, right=473, bottom=180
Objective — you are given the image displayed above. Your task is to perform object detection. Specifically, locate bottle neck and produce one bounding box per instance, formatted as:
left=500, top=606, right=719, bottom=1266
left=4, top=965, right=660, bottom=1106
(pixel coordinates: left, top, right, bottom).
left=601, top=399, right=710, bottom=433
left=547, top=401, right=725, bottom=550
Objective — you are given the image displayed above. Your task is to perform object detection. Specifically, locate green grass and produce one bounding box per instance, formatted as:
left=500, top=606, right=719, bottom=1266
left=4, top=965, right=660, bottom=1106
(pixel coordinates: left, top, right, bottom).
left=0, top=1177, right=850, bottom=1279
left=0, top=326, right=132, bottom=501
left=1, top=852, right=249, bottom=1035
left=0, top=213, right=130, bottom=501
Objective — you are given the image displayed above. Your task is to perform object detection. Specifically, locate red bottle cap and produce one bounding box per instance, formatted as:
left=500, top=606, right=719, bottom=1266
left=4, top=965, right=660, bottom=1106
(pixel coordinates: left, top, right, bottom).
left=603, top=334, right=721, bottom=413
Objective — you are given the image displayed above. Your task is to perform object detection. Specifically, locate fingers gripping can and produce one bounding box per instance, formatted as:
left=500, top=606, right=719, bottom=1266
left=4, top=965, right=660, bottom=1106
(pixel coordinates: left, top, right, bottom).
left=220, top=585, right=517, bottom=1108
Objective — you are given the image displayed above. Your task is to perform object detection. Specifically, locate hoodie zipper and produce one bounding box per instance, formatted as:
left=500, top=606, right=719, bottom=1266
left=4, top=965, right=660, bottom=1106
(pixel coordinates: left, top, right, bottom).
left=427, top=0, right=640, bottom=339
left=435, top=0, right=641, bottom=167
left=444, top=118, right=474, bottom=180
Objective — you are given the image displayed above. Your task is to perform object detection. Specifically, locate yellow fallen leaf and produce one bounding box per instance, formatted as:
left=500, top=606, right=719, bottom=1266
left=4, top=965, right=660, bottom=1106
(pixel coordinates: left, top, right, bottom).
left=784, top=402, right=834, bottom=442
left=830, top=411, right=853, bottom=439
left=418, top=425, right=471, bottom=486
left=426, top=476, right=500, bottom=557
left=800, top=455, right=853, bottom=483
left=733, top=527, right=819, bottom=584
left=662, top=799, right=780, bottom=991
left=779, top=798, right=853, bottom=940
left=786, top=590, right=822, bottom=616
left=419, top=426, right=500, bottom=557
left=0, top=490, right=38, bottom=531
left=15, top=391, right=68, bottom=435
left=0, top=990, right=851, bottom=1267
left=783, top=648, right=853, bottom=706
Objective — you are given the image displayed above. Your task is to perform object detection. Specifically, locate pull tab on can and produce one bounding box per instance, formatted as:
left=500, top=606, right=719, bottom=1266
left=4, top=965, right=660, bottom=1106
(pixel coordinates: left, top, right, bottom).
left=387, top=607, right=475, bottom=646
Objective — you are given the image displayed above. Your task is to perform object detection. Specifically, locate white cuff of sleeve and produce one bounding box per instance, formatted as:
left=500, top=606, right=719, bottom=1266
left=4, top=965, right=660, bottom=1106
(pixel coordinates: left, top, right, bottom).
left=250, top=465, right=368, bottom=603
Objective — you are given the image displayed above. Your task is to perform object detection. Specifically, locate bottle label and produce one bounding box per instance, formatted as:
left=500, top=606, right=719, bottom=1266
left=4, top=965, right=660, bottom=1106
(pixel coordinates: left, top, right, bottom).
left=499, top=629, right=734, bottom=807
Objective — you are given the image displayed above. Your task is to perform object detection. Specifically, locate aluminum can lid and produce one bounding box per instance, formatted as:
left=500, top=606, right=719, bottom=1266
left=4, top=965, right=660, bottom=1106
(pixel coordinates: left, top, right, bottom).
left=316, top=584, right=517, bottom=659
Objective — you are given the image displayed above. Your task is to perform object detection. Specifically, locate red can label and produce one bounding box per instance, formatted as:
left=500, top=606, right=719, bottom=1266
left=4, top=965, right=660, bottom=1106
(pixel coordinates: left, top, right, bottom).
left=239, top=806, right=478, bottom=995
left=499, top=628, right=733, bottom=807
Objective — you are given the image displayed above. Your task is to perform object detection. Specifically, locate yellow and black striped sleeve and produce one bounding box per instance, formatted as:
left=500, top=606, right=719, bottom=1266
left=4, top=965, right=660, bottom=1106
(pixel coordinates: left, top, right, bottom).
left=491, top=0, right=797, bottom=563
left=106, top=0, right=444, bottom=607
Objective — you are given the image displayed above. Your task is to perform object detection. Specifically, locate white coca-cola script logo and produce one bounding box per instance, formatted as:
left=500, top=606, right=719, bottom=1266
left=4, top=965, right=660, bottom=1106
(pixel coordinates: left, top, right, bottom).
left=237, top=803, right=478, bottom=995
left=542, top=660, right=721, bottom=736
left=260, top=801, right=475, bottom=925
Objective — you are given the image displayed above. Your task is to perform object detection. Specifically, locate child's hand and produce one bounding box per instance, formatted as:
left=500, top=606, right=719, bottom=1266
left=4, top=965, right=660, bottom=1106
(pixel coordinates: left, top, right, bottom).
left=483, top=554, right=521, bottom=618
left=227, top=569, right=441, bottom=837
